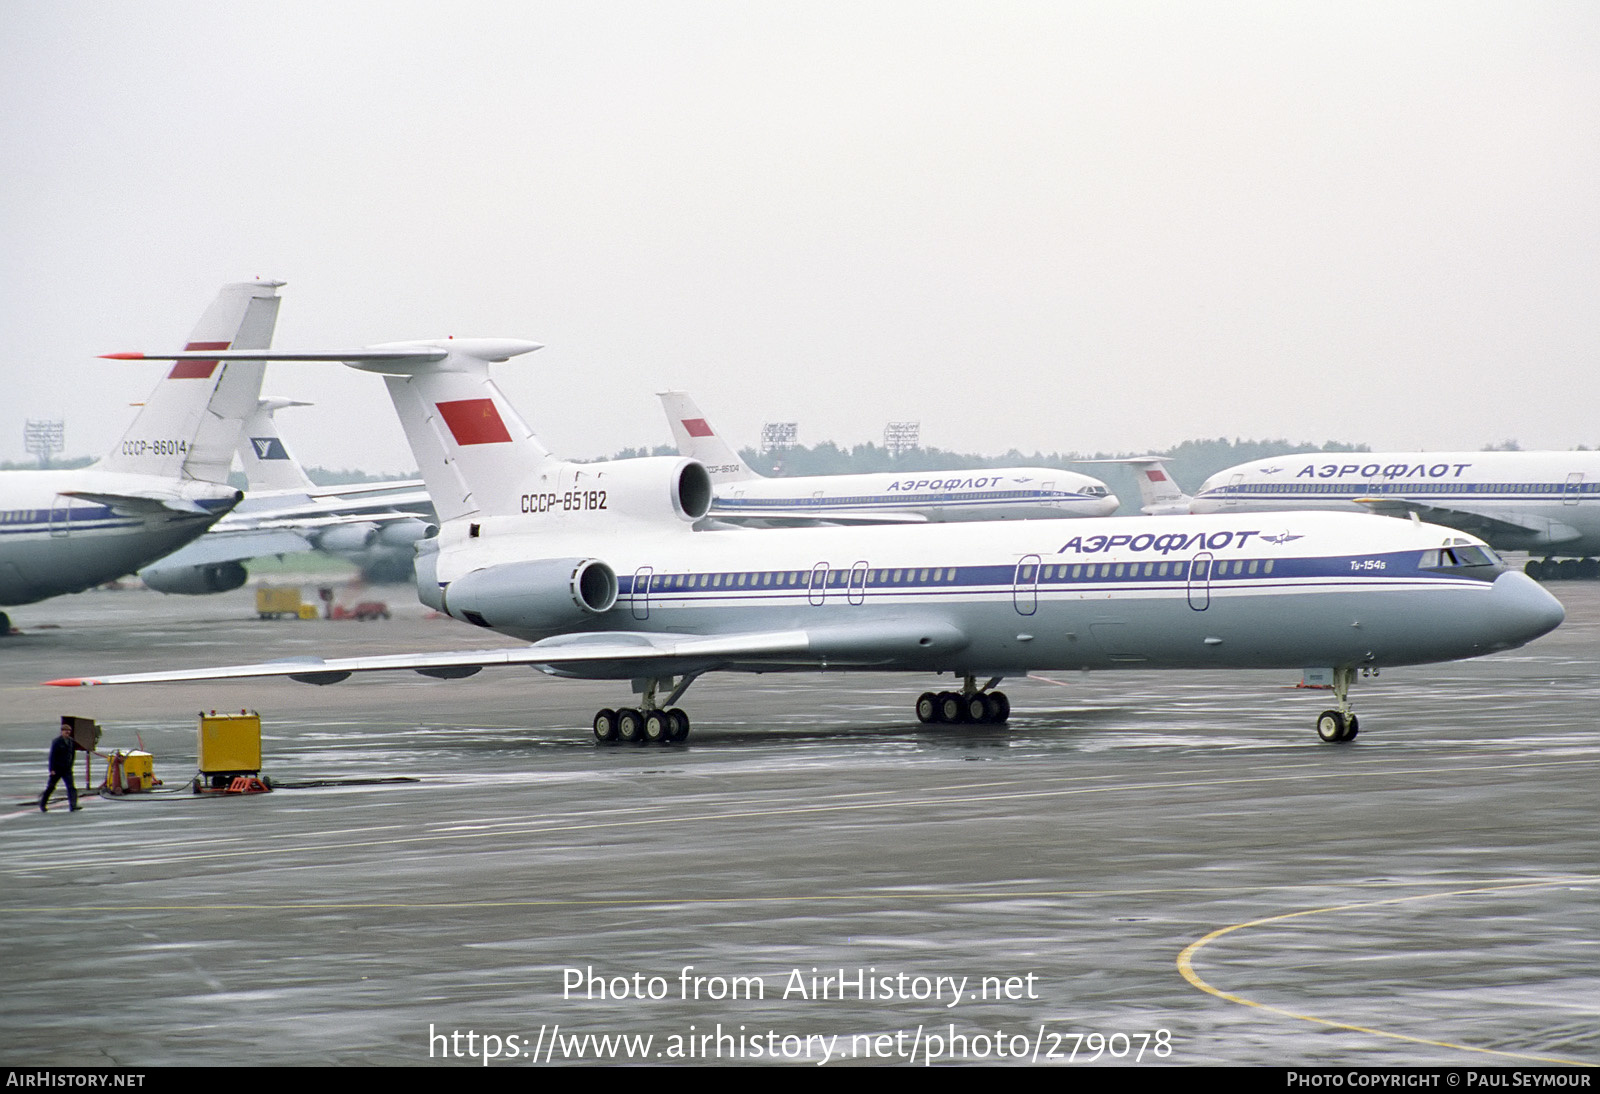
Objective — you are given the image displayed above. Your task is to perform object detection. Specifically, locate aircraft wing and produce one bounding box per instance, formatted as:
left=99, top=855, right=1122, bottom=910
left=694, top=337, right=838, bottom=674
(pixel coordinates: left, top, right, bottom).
left=219, top=508, right=427, bottom=534
left=61, top=490, right=221, bottom=517
left=45, top=620, right=969, bottom=687
left=1354, top=498, right=1583, bottom=546
left=146, top=528, right=315, bottom=570
left=304, top=480, right=428, bottom=503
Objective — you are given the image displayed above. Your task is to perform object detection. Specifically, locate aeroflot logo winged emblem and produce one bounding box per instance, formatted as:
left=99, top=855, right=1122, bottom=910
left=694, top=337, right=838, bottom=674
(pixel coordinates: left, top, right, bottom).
left=436, top=399, right=513, bottom=445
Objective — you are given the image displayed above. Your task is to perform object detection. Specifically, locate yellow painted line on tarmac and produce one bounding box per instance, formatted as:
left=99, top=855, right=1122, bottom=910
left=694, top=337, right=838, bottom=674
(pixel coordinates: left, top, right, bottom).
left=1176, top=878, right=1598, bottom=1067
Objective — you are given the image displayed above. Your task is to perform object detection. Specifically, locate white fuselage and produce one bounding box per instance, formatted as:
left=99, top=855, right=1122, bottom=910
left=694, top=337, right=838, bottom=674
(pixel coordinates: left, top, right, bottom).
left=432, top=508, right=1562, bottom=675
left=712, top=468, right=1118, bottom=522
left=1192, top=451, right=1600, bottom=556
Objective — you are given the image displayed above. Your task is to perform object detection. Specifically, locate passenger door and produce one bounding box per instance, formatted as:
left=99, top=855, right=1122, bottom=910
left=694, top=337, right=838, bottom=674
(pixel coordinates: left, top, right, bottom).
left=631, top=566, right=653, bottom=620
left=1187, top=552, right=1213, bottom=611
left=1013, top=554, right=1040, bottom=616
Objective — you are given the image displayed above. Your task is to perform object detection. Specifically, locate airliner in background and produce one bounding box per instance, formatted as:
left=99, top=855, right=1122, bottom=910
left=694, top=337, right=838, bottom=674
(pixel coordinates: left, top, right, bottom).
left=1081, top=456, right=1193, bottom=516
left=659, top=391, right=1119, bottom=524
left=52, top=333, right=1565, bottom=748
left=0, top=280, right=281, bottom=634
left=139, top=397, right=433, bottom=594
left=1191, top=452, right=1600, bottom=576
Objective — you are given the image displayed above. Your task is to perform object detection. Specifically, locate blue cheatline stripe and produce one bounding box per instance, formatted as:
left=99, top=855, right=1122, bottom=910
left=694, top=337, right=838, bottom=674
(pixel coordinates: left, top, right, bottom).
left=0, top=522, right=148, bottom=537
left=615, top=551, right=1489, bottom=596
left=713, top=490, right=1096, bottom=511
left=0, top=499, right=221, bottom=536
left=1199, top=481, right=1598, bottom=501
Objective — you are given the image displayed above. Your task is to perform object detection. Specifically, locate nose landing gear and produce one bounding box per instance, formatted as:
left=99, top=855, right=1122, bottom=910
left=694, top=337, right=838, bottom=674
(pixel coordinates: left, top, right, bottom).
left=1315, top=665, right=1360, bottom=743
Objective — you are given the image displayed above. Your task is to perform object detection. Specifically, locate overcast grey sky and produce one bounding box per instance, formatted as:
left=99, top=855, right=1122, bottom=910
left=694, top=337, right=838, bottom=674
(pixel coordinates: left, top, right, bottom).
left=3, top=1, right=1597, bottom=473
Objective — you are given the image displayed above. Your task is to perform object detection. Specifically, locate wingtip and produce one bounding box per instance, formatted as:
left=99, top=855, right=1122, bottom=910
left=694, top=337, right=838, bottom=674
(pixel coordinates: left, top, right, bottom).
left=44, top=678, right=93, bottom=687
left=100, top=353, right=146, bottom=360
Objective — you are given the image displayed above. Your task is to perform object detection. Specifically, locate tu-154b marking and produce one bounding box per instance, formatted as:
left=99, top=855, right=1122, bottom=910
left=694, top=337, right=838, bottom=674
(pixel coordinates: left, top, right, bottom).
left=48, top=336, right=1564, bottom=746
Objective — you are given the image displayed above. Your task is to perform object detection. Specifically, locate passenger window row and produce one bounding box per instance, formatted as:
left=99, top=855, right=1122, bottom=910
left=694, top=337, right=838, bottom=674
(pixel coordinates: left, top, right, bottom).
left=640, top=558, right=1281, bottom=591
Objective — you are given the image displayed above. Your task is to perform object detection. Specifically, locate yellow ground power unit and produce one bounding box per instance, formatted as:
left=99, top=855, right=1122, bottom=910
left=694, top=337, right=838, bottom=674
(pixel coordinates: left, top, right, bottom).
left=255, top=586, right=304, bottom=620
left=104, top=750, right=159, bottom=794
left=197, top=710, right=262, bottom=782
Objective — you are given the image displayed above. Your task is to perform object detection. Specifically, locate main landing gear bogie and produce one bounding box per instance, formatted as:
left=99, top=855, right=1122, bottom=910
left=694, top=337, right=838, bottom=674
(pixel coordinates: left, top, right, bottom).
left=592, top=706, right=690, bottom=746
left=916, top=686, right=1010, bottom=725
left=593, top=675, right=696, bottom=747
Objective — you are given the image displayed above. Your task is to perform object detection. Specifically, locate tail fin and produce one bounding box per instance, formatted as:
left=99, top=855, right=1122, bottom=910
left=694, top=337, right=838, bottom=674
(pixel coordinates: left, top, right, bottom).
left=99, top=280, right=283, bottom=483
left=113, top=337, right=712, bottom=529
left=1121, top=457, right=1193, bottom=515
left=657, top=391, right=758, bottom=483
left=350, top=339, right=551, bottom=523
left=237, top=397, right=317, bottom=492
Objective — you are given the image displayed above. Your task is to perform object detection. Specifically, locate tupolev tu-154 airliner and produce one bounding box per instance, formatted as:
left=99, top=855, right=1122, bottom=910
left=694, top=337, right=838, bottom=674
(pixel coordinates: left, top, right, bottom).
left=659, top=391, right=1119, bottom=524
left=49, top=336, right=1565, bottom=746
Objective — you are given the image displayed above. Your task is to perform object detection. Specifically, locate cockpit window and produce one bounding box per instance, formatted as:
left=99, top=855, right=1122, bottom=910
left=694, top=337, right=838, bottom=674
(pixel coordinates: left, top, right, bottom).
left=1419, top=544, right=1506, bottom=581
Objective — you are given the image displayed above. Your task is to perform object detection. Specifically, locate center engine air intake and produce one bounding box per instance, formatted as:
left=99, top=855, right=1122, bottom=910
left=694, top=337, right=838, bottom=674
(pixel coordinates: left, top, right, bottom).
left=539, top=456, right=713, bottom=525
left=439, top=558, right=618, bottom=632
left=673, top=460, right=714, bottom=522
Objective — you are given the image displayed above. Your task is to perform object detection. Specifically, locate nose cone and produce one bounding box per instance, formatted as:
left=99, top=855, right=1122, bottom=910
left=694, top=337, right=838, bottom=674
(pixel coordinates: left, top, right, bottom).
left=1489, top=571, right=1565, bottom=649
left=1096, top=493, right=1122, bottom=516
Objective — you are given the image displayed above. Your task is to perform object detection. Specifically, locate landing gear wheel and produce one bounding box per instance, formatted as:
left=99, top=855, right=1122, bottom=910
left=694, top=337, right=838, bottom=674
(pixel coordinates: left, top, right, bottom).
left=964, top=694, right=991, bottom=723
left=915, top=692, right=938, bottom=724
left=988, top=691, right=1010, bottom=723
left=643, top=710, right=670, bottom=744
left=617, top=708, right=644, bottom=743
left=1344, top=714, right=1359, bottom=741
left=937, top=691, right=965, bottom=724
left=0, top=610, right=11, bottom=636
left=593, top=708, right=618, bottom=743
left=667, top=709, right=690, bottom=742
left=1316, top=709, right=1349, bottom=743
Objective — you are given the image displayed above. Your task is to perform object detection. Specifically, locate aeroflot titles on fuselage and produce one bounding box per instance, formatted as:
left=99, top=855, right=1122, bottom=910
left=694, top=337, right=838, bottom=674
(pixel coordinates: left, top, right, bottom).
left=886, top=476, right=1018, bottom=491
left=1289, top=462, right=1475, bottom=480
left=1057, top=530, right=1267, bottom=555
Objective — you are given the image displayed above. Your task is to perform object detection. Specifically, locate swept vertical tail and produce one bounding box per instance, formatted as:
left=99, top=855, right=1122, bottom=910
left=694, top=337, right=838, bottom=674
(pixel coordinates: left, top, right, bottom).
left=236, top=397, right=317, bottom=492
left=658, top=391, right=758, bottom=484
left=99, top=280, right=283, bottom=484
left=347, top=339, right=547, bottom=523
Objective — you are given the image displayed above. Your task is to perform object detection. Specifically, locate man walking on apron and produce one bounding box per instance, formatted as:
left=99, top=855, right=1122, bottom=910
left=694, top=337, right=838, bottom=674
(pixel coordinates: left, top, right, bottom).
left=41, top=720, right=82, bottom=812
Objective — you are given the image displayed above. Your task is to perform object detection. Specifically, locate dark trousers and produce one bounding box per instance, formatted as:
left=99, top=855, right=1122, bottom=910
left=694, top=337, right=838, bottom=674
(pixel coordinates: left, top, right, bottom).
left=41, top=770, right=77, bottom=811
